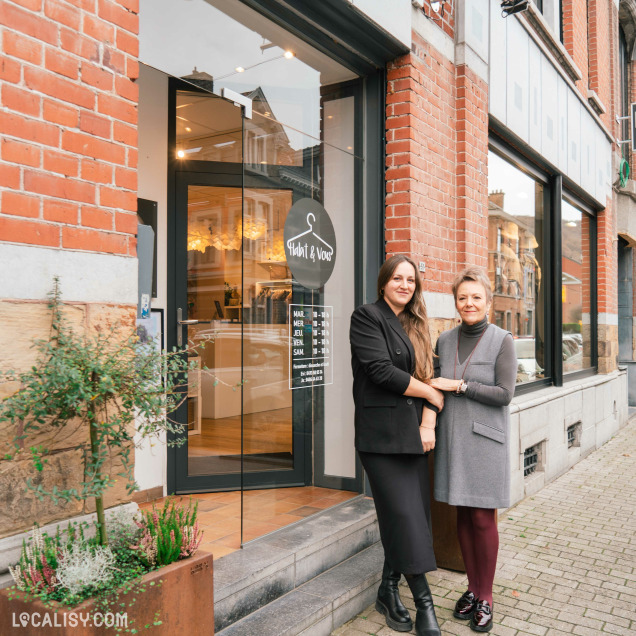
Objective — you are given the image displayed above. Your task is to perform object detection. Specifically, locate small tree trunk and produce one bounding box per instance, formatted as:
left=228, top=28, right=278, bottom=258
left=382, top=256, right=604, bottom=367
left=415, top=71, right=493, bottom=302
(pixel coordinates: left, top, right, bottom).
left=89, top=418, right=108, bottom=546
left=89, top=372, right=107, bottom=547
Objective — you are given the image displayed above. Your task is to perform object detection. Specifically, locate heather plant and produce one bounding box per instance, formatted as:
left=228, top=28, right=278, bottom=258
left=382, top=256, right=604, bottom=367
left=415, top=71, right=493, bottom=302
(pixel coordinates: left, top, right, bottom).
left=0, top=279, right=211, bottom=547
left=8, top=527, right=61, bottom=595
left=132, top=497, right=202, bottom=567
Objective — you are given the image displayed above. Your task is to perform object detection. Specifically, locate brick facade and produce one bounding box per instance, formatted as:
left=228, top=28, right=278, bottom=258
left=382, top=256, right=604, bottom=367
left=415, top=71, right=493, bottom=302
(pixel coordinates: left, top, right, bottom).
left=0, top=0, right=139, bottom=256
left=0, top=0, right=140, bottom=537
left=388, top=4, right=621, bottom=375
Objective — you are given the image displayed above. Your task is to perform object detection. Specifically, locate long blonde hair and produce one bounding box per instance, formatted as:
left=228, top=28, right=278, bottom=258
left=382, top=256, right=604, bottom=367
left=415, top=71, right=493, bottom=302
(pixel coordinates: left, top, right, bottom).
left=377, top=255, right=434, bottom=381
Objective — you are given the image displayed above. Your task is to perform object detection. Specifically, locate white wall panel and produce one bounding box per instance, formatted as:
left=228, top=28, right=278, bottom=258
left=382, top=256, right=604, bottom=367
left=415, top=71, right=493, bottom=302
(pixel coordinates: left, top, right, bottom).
left=465, top=0, right=488, bottom=61
left=566, top=89, right=581, bottom=183
left=506, top=18, right=529, bottom=142
left=350, top=0, right=411, bottom=47
left=489, top=0, right=507, bottom=123
left=541, top=56, right=558, bottom=165
left=489, top=8, right=611, bottom=206
left=528, top=39, right=542, bottom=152
left=557, top=77, right=568, bottom=174
left=0, top=245, right=137, bottom=304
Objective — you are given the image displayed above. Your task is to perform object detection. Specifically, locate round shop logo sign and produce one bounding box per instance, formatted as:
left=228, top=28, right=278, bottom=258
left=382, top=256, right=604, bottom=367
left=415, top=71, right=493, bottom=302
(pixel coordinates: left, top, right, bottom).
left=284, top=198, right=337, bottom=290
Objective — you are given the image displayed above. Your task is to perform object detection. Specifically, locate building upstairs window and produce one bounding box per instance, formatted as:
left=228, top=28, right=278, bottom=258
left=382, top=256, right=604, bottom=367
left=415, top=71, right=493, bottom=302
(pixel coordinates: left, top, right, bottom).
left=535, top=0, right=563, bottom=43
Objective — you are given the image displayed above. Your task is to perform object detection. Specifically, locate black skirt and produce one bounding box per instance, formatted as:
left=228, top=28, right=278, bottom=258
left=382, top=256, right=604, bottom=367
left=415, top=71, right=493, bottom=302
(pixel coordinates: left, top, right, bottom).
left=359, top=451, right=436, bottom=575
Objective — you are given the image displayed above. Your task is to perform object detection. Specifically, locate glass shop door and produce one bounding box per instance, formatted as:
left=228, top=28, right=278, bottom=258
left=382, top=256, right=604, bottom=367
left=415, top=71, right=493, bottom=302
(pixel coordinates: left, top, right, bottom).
left=171, top=88, right=306, bottom=493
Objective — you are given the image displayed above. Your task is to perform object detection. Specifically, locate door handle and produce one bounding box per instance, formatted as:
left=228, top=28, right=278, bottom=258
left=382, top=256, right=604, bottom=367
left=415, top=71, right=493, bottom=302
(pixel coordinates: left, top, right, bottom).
left=176, top=308, right=196, bottom=346
left=177, top=308, right=216, bottom=346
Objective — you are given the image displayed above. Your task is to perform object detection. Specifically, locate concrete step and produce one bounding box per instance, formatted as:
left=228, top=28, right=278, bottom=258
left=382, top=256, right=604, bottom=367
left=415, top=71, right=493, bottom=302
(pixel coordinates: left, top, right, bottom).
left=214, top=496, right=379, bottom=633
left=217, top=542, right=383, bottom=636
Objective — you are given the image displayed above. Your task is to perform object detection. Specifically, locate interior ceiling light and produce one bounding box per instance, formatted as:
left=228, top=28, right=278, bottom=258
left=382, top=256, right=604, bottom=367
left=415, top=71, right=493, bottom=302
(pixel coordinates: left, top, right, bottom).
left=177, top=148, right=202, bottom=159
left=284, top=50, right=294, bottom=59
left=185, top=127, right=192, bottom=132
left=235, top=66, right=245, bottom=73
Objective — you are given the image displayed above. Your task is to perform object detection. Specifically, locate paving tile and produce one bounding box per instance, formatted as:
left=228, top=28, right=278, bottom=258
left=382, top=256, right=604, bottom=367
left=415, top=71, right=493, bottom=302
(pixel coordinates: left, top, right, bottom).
left=334, top=417, right=636, bottom=636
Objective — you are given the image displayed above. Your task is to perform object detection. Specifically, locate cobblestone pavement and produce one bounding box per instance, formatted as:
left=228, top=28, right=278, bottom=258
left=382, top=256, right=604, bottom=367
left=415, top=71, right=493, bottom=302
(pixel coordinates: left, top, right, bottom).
left=334, top=417, right=636, bottom=636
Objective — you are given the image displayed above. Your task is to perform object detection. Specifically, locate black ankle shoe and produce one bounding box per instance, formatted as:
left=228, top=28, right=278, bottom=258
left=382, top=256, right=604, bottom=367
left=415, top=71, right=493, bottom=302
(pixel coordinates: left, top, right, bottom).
left=470, top=600, right=493, bottom=633
left=453, top=589, right=477, bottom=620
left=375, top=561, right=412, bottom=632
left=405, top=574, right=441, bottom=636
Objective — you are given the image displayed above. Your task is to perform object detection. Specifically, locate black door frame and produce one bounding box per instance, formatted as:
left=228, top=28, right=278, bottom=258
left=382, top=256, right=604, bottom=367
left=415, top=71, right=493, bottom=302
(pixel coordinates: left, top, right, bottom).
left=170, top=167, right=307, bottom=493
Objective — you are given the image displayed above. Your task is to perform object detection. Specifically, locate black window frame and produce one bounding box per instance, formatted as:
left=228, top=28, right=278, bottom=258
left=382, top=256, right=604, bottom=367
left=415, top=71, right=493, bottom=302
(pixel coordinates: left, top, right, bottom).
left=560, top=191, right=598, bottom=384
left=535, top=0, right=564, bottom=44
left=488, top=133, right=598, bottom=395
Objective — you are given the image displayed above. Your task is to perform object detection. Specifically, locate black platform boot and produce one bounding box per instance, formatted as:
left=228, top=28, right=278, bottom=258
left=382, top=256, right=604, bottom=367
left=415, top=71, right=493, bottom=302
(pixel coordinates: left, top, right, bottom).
left=405, top=573, right=441, bottom=636
left=375, top=561, right=413, bottom=632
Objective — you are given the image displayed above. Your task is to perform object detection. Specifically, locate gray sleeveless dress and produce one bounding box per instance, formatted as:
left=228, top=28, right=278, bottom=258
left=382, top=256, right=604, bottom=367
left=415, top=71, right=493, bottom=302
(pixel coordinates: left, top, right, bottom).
left=434, top=324, right=511, bottom=509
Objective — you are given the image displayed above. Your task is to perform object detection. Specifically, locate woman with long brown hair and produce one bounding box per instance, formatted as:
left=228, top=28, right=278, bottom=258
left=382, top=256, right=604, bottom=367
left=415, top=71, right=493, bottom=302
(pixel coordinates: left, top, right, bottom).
left=349, top=254, right=444, bottom=636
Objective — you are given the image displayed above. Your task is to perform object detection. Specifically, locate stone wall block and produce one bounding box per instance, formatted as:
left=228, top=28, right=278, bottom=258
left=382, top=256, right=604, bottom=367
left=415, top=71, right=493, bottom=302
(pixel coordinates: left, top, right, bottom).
left=429, top=318, right=457, bottom=347
left=0, top=417, right=88, bottom=459
left=519, top=401, right=550, bottom=441
left=0, top=451, right=84, bottom=539
left=581, top=386, right=596, bottom=429
left=0, top=300, right=87, bottom=399
left=86, top=303, right=137, bottom=340
left=563, top=390, right=583, bottom=425
left=566, top=444, right=581, bottom=469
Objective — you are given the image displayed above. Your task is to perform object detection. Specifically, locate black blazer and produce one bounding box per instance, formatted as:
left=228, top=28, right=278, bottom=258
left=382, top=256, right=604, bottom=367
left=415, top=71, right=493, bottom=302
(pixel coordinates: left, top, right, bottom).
left=349, top=298, right=426, bottom=454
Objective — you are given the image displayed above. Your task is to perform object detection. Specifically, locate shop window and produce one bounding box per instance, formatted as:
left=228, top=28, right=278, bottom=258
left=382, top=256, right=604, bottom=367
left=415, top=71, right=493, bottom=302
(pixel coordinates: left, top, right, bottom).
left=561, top=199, right=593, bottom=373
left=535, top=0, right=562, bottom=42
left=488, top=151, right=546, bottom=385
left=489, top=143, right=598, bottom=390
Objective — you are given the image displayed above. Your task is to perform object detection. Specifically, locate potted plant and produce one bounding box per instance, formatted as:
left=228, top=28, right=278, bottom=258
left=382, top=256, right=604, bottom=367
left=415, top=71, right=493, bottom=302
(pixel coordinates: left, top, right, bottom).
left=0, top=280, right=214, bottom=634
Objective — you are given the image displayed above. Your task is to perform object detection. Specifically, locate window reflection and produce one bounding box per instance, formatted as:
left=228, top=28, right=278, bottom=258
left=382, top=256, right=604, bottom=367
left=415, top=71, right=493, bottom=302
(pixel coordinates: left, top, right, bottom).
left=562, top=200, right=592, bottom=372
left=488, top=152, right=545, bottom=384
left=140, top=0, right=357, bottom=153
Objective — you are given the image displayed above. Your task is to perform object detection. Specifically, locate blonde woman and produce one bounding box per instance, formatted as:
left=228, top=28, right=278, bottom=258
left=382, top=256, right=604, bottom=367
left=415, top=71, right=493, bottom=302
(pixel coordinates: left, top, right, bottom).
left=430, top=266, right=517, bottom=633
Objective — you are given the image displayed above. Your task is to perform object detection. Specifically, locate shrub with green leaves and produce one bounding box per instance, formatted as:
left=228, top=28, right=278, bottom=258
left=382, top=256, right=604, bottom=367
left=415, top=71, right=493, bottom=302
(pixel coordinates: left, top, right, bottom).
left=0, top=279, right=208, bottom=546
left=132, top=498, right=202, bottom=567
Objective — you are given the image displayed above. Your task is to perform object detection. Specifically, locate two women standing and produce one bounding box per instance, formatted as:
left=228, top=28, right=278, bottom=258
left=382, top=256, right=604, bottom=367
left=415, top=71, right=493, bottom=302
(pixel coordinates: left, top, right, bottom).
left=350, top=257, right=516, bottom=634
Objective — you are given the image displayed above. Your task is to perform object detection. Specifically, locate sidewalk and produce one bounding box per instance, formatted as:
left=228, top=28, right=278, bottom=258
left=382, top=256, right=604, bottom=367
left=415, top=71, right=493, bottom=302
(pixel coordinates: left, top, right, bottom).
left=334, top=416, right=636, bottom=635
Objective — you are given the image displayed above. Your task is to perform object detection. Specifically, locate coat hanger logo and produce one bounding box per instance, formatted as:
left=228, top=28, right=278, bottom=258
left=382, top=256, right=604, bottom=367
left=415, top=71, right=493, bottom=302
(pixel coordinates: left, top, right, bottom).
left=286, top=212, right=334, bottom=262
left=283, top=198, right=337, bottom=290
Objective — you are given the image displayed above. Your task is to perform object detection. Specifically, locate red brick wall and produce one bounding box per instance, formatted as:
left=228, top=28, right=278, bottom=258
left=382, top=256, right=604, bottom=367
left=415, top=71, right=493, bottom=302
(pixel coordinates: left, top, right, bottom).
left=588, top=0, right=612, bottom=131
left=455, top=64, right=488, bottom=272
left=385, top=32, right=457, bottom=294
left=0, top=0, right=139, bottom=256
left=562, top=0, right=589, bottom=95
left=385, top=28, right=487, bottom=294
left=418, top=0, right=454, bottom=41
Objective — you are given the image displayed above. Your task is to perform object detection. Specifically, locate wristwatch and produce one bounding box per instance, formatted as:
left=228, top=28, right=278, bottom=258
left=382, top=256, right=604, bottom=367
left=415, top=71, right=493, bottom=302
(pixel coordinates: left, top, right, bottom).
left=455, top=379, right=468, bottom=395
